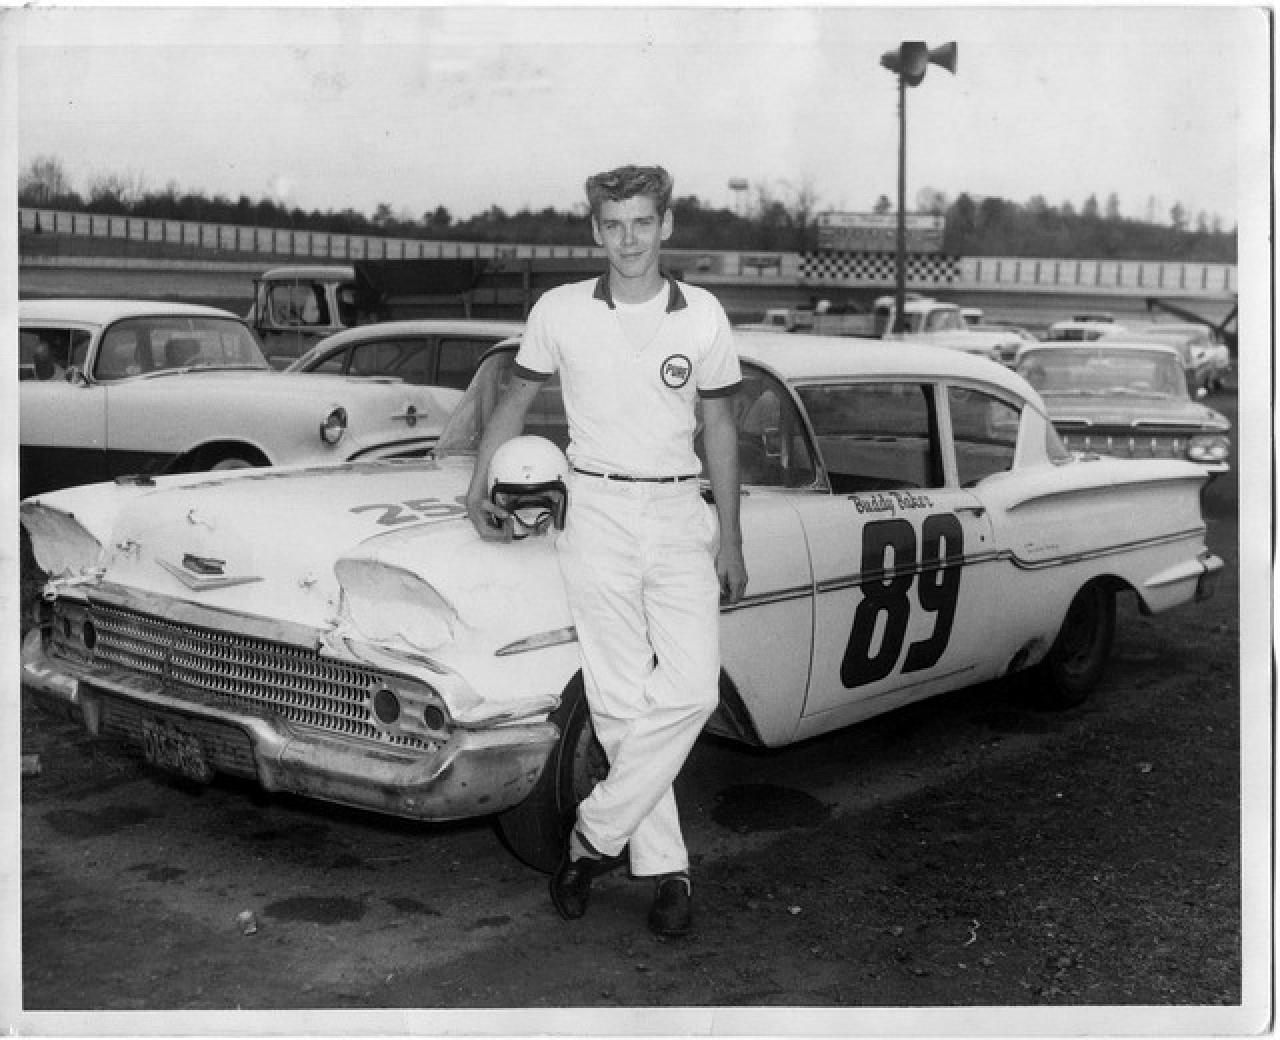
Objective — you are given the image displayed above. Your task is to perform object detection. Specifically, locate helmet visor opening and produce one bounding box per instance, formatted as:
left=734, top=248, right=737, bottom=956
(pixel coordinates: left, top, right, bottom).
left=491, top=484, right=568, bottom=535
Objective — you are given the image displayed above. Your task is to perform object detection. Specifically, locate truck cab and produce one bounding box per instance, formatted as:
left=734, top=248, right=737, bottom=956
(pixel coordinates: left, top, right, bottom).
left=247, top=265, right=357, bottom=368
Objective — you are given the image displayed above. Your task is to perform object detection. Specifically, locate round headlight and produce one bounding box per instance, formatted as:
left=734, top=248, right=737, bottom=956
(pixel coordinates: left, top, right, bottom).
left=320, top=406, right=348, bottom=445
left=372, top=687, right=401, bottom=724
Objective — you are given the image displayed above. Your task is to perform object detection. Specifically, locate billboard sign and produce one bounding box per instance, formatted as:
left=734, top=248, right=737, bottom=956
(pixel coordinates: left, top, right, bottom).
left=817, top=212, right=946, bottom=253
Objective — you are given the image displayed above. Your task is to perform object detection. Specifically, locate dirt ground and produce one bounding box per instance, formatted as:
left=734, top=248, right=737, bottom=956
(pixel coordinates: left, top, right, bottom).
left=12, top=381, right=1263, bottom=1034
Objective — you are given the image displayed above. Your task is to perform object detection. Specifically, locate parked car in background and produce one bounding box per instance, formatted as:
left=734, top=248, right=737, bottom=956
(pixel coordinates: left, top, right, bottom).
left=1203, top=340, right=1233, bottom=391
left=1015, top=341, right=1231, bottom=474
left=969, top=323, right=1038, bottom=364
left=19, top=299, right=462, bottom=498
left=1045, top=319, right=1120, bottom=342
left=21, top=334, right=1222, bottom=871
left=1099, top=321, right=1222, bottom=395
left=286, top=319, right=524, bottom=390
left=977, top=322, right=1039, bottom=345
left=246, top=265, right=357, bottom=367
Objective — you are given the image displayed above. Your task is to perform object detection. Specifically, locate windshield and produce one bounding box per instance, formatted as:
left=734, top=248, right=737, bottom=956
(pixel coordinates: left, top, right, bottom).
left=435, top=349, right=570, bottom=457
left=1017, top=349, right=1188, bottom=399
left=923, top=307, right=966, bottom=332
left=94, top=317, right=269, bottom=380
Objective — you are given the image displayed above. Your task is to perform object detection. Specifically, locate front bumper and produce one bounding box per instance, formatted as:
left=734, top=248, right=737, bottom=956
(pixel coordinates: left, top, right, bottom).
left=21, top=627, right=558, bottom=821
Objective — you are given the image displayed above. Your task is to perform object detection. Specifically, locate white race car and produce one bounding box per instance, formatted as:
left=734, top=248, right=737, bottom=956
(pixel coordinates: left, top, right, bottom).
left=20, top=333, right=1223, bottom=870
left=19, top=299, right=462, bottom=498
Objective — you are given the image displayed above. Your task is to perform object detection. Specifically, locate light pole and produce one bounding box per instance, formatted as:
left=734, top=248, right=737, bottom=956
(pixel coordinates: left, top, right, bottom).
left=880, top=41, right=956, bottom=333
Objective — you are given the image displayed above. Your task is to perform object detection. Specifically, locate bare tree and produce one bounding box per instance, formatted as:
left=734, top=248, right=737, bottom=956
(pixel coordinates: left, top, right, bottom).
left=88, top=170, right=147, bottom=208
left=19, top=155, right=72, bottom=204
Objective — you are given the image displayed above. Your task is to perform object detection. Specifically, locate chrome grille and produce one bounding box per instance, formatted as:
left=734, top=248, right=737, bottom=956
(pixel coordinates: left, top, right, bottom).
left=62, top=600, right=435, bottom=751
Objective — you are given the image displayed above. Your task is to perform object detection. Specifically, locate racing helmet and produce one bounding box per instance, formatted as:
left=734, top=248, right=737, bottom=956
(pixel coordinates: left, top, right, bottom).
left=487, top=435, right=570, bottom=538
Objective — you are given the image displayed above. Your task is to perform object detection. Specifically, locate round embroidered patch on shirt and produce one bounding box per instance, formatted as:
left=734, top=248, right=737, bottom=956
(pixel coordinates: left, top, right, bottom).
left=660, top=354, right=692, bottom=388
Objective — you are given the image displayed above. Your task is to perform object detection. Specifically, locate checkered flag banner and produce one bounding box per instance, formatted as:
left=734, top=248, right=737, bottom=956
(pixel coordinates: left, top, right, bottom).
left=800, top=251, right=961, bottom=286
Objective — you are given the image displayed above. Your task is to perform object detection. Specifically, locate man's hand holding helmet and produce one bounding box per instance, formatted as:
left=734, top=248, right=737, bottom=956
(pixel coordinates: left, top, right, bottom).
left=468, top=435, right=570, bottom=543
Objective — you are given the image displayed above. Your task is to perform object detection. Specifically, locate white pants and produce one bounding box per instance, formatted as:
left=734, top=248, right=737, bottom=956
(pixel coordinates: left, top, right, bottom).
left=556, top=474, right=721, bottom=877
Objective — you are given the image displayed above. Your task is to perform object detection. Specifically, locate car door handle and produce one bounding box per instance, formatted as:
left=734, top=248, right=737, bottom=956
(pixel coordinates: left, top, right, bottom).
left=955, top=504, right=986, bottom=516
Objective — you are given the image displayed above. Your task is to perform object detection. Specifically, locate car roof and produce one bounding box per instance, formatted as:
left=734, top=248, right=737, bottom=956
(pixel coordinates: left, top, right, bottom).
left=1049, top=319, right=1118, bottom=331
left=1020, top=340, right=1181, bottom=359
left=19, top=298, right=242, bottom=325
left=258, top=265, right=356, bottom=280
left=732, top=330, right=1030, bottom=394
left=310, top=319, right=527, bottom=351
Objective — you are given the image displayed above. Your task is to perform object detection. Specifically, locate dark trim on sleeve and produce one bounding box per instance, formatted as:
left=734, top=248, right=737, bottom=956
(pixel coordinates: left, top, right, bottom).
left=698, top=380, right=743, bottom=400
left=513, top=363, right=553, bottom=382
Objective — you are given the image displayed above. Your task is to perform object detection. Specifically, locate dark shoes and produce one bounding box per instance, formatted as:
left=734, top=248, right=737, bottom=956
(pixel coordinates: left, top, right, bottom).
left=549, top=830, right=623, bottom=921
left=550, top=831, right=692, bottom=937
left=549, top=853, right=596, bottom=920
left=647, top=873, right=692, bottom=937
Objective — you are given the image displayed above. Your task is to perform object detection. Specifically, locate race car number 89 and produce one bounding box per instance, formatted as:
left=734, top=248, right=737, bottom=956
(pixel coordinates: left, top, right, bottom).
left=841, top=514, right=964, bottom=689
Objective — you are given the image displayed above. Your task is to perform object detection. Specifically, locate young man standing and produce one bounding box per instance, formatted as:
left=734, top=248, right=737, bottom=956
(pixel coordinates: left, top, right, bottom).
left=465, top=164, right=747, bottom=936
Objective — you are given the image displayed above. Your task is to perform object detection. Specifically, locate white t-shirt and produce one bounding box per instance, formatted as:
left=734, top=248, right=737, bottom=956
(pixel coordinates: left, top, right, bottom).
left=515, top=275, right=741, bottom=478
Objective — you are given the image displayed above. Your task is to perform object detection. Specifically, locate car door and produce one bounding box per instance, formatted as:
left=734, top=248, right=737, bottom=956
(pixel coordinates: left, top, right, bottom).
left=19, top=324, right=109, bottom=497
left=789, top=378, right=1003, bottom=735
left=709, top=364, right=820, bottom=745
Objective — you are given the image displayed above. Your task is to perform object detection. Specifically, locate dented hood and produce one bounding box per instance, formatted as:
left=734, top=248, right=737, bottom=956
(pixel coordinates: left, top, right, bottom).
left=21, top=457, right=567, bottom=642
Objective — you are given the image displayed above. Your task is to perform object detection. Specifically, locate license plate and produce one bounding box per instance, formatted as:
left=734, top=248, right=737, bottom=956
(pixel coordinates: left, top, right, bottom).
left=140, top=716, right=212, bottom=783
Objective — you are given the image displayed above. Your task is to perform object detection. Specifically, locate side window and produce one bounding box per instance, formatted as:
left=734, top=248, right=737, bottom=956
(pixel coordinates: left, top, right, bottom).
left=311, top=349, right=348, bottom=375
left=437, top=338, right=495, bottom=390
left=948, top=386, right=1021, bottom=486
left=20, top=328, right=75, bottom=380
left=796, top=381, right=942, bottom=492
left=726, top=367, right=816, bottom=488
left=96, top=326, right=142, bottom=380
left=348, top=340, right=407, bottom=378
left=335, top=286, right=357, bottom=327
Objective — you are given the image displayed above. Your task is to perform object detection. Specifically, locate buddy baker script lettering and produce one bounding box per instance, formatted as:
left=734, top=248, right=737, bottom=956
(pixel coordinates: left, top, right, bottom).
left=851, top=491, right=935, bottom=516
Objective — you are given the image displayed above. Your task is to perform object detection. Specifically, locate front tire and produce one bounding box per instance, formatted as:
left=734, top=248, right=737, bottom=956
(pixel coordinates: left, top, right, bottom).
left=495, top=677, right=608, bottom=872
left=1025, top=581, right=1116, bottom=709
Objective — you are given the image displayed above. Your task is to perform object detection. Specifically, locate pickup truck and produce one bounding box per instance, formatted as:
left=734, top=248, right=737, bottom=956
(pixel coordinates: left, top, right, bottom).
left=751, top=296, right=1022, bottom=365
left=247, top=257, right=607, bottom=368
left=245, top=265, right=356, bottom=368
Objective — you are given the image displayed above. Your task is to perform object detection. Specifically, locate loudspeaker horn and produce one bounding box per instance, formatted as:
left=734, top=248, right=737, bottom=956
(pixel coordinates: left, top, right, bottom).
left=929, top=41, right=958, bottom=74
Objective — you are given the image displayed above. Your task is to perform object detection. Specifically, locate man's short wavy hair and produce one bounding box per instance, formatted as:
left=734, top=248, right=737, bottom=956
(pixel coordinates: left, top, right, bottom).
left=584, top=165, right=673, bottom=219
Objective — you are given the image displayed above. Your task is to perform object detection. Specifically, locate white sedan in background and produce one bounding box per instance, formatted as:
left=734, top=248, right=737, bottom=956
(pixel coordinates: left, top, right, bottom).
left=286, top=319, right=524, bottom=390
left=21, top=334, right=1222, bottom=871
left=19, top=299, right=462, bottom=498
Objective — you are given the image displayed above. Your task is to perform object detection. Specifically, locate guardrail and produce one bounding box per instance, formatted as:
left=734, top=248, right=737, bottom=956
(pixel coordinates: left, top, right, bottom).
left=19, top=207, right=1237, bottom=297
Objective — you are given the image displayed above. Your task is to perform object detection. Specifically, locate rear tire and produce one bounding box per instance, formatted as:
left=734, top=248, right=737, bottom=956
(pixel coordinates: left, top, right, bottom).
left=1024, top=582, right=1115, bottom=709
left=495, top=677, right=608, bottom=873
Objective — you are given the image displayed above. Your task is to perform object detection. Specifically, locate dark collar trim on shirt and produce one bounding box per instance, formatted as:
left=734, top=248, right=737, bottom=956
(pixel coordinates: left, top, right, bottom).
left=592, top=274, right=688, bottom=313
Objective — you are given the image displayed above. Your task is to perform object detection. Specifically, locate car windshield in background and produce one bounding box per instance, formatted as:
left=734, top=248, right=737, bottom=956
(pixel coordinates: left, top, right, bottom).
left=94, top=317, right=270, bottom=380
left=1018, top=349, right=1188, bottom=399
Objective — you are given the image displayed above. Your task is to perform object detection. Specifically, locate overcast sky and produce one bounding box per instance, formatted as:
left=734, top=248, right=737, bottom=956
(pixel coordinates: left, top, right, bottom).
left=3, top=5, right=1269, bottom=231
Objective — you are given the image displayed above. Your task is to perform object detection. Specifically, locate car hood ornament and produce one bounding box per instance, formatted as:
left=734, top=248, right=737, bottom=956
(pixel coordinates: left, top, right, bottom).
left=159, top=552, right=262, bottom=591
